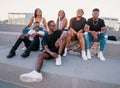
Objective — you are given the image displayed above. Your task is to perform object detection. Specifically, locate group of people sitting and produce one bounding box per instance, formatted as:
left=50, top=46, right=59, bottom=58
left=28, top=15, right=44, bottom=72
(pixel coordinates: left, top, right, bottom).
left=6, top=8, right=108, bottom=82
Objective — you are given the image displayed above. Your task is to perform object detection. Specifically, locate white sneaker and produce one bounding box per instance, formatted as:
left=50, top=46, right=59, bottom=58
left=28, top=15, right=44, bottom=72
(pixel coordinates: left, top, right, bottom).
left=81, top=51, right=88, bottom=61
left=97, top=52, right=105, bottom=61
left=63, top=48, right=67, bottom=56
left=21, top=47, right=26, bottom=51
left=55, top=55, right=62, bottom=65
left=20, top=70, right=42, bottom=82
left=87, top=50, right=91, bottom=60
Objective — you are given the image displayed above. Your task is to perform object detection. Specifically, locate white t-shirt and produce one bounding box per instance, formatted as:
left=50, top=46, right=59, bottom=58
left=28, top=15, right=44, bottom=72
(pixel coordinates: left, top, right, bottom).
left=28, top=29, right=45, bottom=41
left=58, top=18, right=68, bottom=30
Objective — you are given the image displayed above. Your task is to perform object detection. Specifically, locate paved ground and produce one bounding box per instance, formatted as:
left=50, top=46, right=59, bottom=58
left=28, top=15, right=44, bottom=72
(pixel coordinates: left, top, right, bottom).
left=0, top=80, right=26, bottom=88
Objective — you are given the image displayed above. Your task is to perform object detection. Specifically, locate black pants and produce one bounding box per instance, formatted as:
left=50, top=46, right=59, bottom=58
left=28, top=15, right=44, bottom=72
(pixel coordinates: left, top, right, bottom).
left=11, top=35, right=40, bottom=53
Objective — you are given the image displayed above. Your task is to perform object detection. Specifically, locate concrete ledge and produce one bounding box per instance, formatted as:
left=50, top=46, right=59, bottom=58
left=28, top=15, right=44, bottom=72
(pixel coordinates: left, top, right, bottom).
left=0, top=31, right=20, bottom=46
left=1, top=63, right=120, bottom=88
left=0, top=31, right=120, bottom=57
left=0, top=24, right=24, bottom=32
left=0, top=46, right=120, bottom=88
left=108, top=31, right=120, bottom=40
left=104, top=40, right=120, bottom=57
left=68, top=40, right=120, bottom=57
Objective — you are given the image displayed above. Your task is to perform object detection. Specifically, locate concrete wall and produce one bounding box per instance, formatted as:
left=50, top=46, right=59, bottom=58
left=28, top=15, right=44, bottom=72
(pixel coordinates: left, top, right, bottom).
left=0, top=24, right=25, bottom=32
left=0, top=24, right=120, bottom=39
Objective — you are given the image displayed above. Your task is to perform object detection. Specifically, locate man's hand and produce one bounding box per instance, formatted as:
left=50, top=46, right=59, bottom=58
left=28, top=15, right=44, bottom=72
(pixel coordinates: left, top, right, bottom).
left=55, top=39, right=62, bottom=47
left=31, top=33, right=37, bottom=38
left=70, top=28, right=77, bottom=36
left=50, top=52, right=58, bottom=58
left=38, top=34, right=44, bottom=37
left=20, top=34, right=25, bottom=39
left=78, top=30, right=84, bottom=33
left=91, top=31, right=98, bottom=40
left=55, top=40, right=60, bottom=47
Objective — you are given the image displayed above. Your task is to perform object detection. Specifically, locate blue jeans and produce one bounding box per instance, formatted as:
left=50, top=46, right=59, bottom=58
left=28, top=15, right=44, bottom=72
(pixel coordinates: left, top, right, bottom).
left=23, top=28, right=30, bottom=34
left=84, top=32, right=108, bottom=51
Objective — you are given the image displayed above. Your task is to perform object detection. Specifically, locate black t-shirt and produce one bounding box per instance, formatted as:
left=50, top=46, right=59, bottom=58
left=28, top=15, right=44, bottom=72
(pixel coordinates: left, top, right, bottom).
left=87, top=18, right=105, bottom=32
left=69, top=17, right=86, bottom=32
left=43, top=30, right=62, bottom=50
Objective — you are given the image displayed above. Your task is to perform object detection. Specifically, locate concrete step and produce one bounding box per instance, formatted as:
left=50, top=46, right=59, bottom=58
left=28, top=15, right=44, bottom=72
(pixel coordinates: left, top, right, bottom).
left=0, top=46, right=120, bottom=88
left=0, top=31, right=20, bottom=46
left=104, top=40, right=120, bottom=57
left=0, top=24, right=24, bottom=32
left=0, top=31, right=120, bottom=57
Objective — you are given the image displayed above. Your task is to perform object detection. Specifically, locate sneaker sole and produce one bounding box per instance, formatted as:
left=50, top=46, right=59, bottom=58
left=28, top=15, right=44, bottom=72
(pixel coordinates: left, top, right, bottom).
left=20, top=75, right=42, bottom=82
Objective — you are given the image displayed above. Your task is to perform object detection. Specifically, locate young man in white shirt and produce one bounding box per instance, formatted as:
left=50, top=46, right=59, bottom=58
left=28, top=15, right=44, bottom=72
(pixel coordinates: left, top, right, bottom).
left=7, top=22, right=45, bottom=58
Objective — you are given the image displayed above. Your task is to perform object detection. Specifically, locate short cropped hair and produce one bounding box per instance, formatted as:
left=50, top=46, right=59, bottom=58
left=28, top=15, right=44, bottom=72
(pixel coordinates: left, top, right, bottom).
left=47, top=20, right=55, bottom=26
left=77, top=9, right=84, bottom=14
left=93, top=8, right=99, bottom=12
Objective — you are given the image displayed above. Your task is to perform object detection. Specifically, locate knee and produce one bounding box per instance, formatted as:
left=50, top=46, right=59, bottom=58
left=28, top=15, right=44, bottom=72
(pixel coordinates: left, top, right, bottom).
left=104, top=34, right=108, bottom=40
left=68, top=31, right=72, bottom=37
left=101, top=34, right=108, bottom=41
left=66, top=32, right=72, bottom=40
left=19, top=34, right=25, bottom=39
left=77, top=33, right=84, bottom=39
left=84, top=32, right=89, bottom=39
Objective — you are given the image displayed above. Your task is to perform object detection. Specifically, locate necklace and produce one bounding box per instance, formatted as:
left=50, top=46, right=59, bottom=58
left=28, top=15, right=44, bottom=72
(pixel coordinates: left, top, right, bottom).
left=93, top=19, right=99, bottom=26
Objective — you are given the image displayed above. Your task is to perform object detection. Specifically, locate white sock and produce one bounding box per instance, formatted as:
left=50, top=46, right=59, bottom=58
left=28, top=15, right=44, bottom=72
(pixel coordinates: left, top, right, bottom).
left=98, top=51, right=102, bottom=54
left=81, top=50, right=86, bottom=56
left=58, top=55, right=61, bottom=58
left=63, top=48, right=67, bottom=56
left=81, top=50, right=87, bottom=60
left=64, top=48, right=67, bottom=52
left=87, top=49, right=90, bottom=52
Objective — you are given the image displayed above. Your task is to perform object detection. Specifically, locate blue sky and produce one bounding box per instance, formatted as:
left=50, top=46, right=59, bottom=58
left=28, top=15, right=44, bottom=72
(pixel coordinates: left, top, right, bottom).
left=0, top=0, right=120, bottom=22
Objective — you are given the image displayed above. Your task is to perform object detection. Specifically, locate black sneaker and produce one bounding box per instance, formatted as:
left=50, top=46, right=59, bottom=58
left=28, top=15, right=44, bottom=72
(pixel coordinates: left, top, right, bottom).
left=7, top=52, right=16, bottom=58
left=21, top=52, right=30, bottom=58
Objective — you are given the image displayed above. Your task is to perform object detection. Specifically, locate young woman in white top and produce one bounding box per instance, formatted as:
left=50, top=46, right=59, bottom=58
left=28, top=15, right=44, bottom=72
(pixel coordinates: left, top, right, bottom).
left=22, top=8, right=47, bottom=51
left=56, top=10, right=68, bottom=30
left=22, top=8, right=47, bottom=31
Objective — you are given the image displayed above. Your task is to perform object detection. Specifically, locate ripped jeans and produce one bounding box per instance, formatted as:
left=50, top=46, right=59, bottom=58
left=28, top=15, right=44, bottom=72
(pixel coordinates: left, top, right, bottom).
left=84, top=32, right=108, bottom=51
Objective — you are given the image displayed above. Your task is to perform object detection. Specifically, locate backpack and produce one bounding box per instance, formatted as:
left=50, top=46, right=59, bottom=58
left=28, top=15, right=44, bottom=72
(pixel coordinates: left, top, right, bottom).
left=108, top=35, right=117, bottom=41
